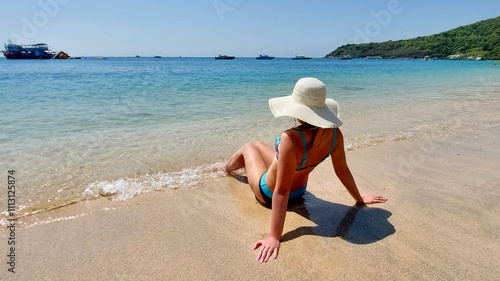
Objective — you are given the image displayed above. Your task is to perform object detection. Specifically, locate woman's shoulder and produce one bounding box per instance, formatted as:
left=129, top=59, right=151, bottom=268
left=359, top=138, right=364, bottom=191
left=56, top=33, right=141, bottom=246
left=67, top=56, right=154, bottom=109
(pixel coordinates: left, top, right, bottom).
left=283, top=126, right=342, bottom=143
left=276, top=131, right=296, bottom=156
left=282, top=129, right=303, bottom=145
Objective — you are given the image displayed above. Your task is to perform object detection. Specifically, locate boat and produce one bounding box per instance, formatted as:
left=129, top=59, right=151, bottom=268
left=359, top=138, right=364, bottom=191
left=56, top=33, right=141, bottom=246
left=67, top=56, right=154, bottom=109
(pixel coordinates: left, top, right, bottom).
left=292, top=55, right=311, bottom=60
left=53, top=51, right=70, bottom=59
left=2, top=40, right=54, bottom=59
left=339, top=55, right=353, bottom=60
left=215, top=54, right=235, bottom=60
left=154, top=56, right=162, bottom=58
left=256, top=54, right=275, bottom=60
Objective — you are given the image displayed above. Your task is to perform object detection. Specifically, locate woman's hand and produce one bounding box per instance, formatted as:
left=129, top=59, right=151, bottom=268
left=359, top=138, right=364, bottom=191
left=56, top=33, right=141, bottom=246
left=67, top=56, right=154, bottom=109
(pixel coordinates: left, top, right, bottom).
left=359, top=194, right=388, bottom=205
left=253, top=236, right=280, bottom=263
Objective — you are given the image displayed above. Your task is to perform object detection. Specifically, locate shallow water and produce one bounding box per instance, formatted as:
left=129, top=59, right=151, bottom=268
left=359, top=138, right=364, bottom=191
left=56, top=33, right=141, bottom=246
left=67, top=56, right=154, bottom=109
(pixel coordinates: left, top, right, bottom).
left=1, top=57, right=499, bottom=217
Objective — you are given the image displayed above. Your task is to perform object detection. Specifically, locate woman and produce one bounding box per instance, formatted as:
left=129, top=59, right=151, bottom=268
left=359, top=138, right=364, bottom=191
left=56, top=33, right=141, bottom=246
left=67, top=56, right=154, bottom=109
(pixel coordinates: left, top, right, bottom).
left=225, top=77, right=387, bottom=263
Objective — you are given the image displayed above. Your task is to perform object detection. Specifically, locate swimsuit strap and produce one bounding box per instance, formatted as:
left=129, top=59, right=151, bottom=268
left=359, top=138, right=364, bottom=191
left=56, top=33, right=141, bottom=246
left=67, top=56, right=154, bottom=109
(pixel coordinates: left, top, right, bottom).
left=276, top=129, right=335, bottom=171
left=320, top=128, right=336, bottom=162
left=295, top=128, right=336, bottom=171
left=295, top=130, right=308, bottom=170
left=275, top=136, right=281, bottom=159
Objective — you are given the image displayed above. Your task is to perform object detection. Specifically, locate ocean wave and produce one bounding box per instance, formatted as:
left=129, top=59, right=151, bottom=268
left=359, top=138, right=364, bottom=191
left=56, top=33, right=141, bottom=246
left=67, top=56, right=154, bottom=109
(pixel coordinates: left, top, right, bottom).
left=83, top=162, right=227, bottom=201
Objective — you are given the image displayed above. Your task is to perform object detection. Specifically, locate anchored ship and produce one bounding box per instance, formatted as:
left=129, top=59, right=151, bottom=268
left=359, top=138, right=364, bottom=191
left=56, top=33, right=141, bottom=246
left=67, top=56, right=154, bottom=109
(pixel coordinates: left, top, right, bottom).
left=215, top=54, right=235, bottom=60
left=2, top=41, right=54, bottom=59
left=256, top=54, right=275, bottom=60
left=292, top=55, right=311, bottom=60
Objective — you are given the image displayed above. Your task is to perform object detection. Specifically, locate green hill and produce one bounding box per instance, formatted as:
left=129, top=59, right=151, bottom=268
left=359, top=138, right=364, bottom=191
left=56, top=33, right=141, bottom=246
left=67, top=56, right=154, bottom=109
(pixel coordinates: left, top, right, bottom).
left=326, top=16, right=500, bottom=60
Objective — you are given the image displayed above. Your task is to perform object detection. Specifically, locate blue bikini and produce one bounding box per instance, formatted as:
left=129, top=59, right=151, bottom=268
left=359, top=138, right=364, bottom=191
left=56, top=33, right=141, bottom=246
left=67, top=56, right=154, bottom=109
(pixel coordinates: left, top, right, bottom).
left=259, top=129, right=337, bottom=206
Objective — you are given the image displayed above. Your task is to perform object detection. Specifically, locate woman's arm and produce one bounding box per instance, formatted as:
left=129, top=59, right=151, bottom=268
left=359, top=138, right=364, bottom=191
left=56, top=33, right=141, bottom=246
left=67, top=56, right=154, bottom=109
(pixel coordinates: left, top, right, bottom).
left=331, top=129, right=387, bottom=205
left=253, top=132, right=296, bottom=262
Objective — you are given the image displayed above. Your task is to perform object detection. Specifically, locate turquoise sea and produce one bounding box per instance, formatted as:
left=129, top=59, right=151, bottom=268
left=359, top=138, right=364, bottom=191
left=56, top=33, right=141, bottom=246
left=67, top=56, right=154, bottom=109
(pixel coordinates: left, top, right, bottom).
left=1, top=57, right=499, bottom=218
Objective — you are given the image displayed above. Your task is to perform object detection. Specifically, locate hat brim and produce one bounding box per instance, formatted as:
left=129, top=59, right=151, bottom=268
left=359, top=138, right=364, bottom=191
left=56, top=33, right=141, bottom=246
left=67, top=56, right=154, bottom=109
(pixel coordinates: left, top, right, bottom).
left=269, top=96, right=343, bottom=128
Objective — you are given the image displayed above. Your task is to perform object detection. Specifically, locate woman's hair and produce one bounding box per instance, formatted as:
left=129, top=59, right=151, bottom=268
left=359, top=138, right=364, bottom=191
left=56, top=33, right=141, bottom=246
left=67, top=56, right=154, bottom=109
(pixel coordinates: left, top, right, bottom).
left=289, top=120, right=318, bottom=131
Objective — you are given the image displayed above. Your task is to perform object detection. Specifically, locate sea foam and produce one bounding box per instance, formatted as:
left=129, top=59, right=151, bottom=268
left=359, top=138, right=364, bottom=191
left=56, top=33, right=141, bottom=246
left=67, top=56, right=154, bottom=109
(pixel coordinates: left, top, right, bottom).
left=84, top=162, right=226, bottom=201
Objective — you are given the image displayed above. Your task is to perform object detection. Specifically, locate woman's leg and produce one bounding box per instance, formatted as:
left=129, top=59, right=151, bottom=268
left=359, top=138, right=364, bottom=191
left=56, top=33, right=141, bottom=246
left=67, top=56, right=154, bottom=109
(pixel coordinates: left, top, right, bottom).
left=254, top=141, right=275, bottom=168
left=225, top=141, right=274, bottom=172
left=225, top=143, right=269, bottom=203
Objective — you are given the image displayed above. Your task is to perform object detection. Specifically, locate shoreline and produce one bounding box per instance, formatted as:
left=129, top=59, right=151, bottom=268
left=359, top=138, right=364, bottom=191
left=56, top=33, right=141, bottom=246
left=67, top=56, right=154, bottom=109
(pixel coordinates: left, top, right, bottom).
left=3, top=120, right=498, bottom=225
left=3, top=125, right=499, bottom=280
left=4, top=99, right=500, bottom=222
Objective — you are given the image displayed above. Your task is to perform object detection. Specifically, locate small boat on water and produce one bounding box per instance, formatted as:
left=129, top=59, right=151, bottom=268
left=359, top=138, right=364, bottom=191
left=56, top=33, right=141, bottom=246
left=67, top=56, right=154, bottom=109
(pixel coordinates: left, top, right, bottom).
left=339, top=55, right=353, bottom=60
left=2, top=40, right=54, bottom=59
left=215, top=54, right=235, bottom=60
left=154, top=55, right=162, bottom=58
left=256, top=54, right=275, bottom=60
left=292, top=55, right=311, bottom=60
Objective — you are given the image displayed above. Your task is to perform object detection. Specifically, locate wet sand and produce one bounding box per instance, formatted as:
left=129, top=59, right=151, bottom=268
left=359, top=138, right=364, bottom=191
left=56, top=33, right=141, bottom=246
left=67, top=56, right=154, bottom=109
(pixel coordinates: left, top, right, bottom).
left=3, top=125, right=500, bottom=280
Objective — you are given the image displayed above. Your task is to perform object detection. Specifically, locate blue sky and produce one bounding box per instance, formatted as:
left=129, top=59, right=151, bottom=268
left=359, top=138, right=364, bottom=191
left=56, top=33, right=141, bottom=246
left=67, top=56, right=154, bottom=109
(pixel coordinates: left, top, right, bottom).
left=1, top=0, right=499, bottom=57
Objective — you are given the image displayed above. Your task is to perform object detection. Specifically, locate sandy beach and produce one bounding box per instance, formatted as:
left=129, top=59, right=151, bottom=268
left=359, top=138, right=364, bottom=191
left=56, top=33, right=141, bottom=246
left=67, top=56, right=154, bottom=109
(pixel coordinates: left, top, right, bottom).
left=3, top=125, right=500, bottom=280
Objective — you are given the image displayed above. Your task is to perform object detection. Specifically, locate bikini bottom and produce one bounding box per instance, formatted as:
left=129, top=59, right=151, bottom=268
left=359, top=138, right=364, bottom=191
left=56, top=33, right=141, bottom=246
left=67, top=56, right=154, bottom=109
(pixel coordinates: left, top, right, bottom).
left=258, top=172, right=307, bottom=206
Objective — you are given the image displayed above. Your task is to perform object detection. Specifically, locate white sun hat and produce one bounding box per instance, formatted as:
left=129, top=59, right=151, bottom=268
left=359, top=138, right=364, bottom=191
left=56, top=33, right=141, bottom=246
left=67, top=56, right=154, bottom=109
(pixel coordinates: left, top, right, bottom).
left=268, top=77, right=342, bottom=128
